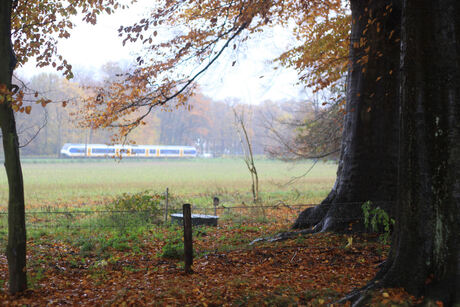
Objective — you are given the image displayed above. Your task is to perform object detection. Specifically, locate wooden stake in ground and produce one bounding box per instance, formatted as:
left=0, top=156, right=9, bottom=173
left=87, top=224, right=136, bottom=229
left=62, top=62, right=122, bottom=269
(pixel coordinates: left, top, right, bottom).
left=213, top=197, right=219, bottom=216
left=183, top=203, right=193, bottom=274
left=164, top=188, right=169, bottom=223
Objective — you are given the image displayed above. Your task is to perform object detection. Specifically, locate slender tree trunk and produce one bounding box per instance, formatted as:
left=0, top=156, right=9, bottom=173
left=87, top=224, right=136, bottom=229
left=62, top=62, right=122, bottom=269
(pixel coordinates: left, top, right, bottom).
left=293, top=0, right=401, bottom=232
left=374, top=0, right=459, bottom=304
left=234, top=108, right=259, bottom=203
left=44, top=122, right=48, bottom=154
left=56, top=108, right=62, bottom=157
left=0, top=0, right=27, bottom=294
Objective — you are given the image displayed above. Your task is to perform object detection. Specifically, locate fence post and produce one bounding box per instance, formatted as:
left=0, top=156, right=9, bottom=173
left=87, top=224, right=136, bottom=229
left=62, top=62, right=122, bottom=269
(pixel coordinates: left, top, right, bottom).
left=213, top=197, right=219, bottom=216
left=183, top=203, right=193, bottom=274
left=164, top=188, right=169, bottom=223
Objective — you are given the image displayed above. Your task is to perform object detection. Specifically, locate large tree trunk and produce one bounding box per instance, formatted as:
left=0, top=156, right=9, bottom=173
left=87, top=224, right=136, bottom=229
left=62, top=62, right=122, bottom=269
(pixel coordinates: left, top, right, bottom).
left=374, top=0, right=459, bottom=304
left=293, top=0, right=401, bottom=232
left=0, top=0, right=28, bottom=294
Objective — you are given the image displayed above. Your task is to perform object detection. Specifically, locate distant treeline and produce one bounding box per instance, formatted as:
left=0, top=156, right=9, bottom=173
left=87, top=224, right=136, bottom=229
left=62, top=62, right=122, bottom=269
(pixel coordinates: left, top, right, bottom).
left=2, top=70, right=342, bottom=160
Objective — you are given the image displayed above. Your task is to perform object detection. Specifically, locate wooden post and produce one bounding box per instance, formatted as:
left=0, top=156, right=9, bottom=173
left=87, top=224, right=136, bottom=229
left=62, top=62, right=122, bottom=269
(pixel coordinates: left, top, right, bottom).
left=213, top=197, right=219, bottom=216
left=164, top=188, right=169, bottom=223
left=183, top=203, right=193, bottom=274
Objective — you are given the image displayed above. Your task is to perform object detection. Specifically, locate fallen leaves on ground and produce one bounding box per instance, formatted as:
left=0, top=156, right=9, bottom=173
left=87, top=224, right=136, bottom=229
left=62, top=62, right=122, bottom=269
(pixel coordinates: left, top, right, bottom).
left=0, top=214, right=419, bottom=306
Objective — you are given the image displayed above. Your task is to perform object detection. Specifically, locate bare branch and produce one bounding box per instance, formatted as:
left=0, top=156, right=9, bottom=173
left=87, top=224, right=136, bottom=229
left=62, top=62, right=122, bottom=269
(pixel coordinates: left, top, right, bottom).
left=19, top=109, right=48, bottom=148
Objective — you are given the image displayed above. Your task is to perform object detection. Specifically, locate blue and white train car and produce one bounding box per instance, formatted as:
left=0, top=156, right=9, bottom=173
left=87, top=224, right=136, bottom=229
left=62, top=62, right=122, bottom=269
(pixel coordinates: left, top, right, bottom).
left=60, top=143, right=197, bottom=158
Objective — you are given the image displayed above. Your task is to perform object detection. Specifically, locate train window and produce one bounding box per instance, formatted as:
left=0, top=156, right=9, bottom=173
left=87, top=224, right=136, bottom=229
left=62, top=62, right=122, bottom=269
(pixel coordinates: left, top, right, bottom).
left=131, top=148, right=146, bottom=154
left=92, top=148, right=113, bottom=154
left=149, top=149, right=157, bottom=155
left=69, top=147, right=85, bottom=153
left=160, top=149, right=180, bottom=155
left=184, top=149, right=197, bottom=155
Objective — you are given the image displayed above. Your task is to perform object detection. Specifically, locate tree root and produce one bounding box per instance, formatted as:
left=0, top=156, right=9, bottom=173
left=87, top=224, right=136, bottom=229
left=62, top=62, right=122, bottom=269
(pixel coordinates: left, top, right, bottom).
left=292, top=201, right=370, bottom=233
left=249, top=228, right=316, bottom=245
left=334, top=281, right=384, bottom=307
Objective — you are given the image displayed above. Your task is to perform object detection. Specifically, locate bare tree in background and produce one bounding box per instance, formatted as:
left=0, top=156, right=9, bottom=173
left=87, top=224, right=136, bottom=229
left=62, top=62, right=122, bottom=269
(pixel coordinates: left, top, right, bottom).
left=233, top=107, right=259, bottom=204
left=262, top=90, right=343, bottom=162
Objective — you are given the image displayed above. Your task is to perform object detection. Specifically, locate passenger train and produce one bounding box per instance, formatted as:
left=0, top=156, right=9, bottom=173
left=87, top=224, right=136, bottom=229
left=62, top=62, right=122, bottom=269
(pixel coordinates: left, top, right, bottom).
left=60, top=143, right=197, bottom=158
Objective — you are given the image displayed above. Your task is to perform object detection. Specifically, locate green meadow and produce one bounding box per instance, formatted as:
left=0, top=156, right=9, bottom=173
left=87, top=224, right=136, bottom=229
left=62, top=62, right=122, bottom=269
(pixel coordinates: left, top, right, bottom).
left=0, top=158, right=337, bottom=210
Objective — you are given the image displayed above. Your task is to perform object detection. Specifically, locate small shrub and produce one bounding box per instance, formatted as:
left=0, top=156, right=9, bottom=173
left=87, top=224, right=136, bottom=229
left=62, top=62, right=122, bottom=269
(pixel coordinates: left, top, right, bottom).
left=158, top=227, right=185, bottom=259
left=362, top=201, right=395, bottom=244
left=80, top=240, right=95, bottom=252
left=160, top=241, right=184, bottom=259
left=109, top=190, right=163, bottom=213
left=105, top=191, right=164, bottom=229
left=110, top=237, right=131, bottom=251
left=193, top=226, right=210, bottom=237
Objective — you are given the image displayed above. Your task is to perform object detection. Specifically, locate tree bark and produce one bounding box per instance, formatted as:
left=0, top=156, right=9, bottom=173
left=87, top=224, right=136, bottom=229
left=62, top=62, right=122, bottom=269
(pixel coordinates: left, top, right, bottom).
left=293, top=0, right=401, bottom=232
left=0, top=0, right=28, bottom=294
left=374, top=0, right=459, bottom=304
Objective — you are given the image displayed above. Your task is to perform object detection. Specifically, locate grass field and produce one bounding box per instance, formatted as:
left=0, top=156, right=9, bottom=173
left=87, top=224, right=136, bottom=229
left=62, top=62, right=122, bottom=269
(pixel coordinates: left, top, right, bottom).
left=0, top=158, right=337, bottom=210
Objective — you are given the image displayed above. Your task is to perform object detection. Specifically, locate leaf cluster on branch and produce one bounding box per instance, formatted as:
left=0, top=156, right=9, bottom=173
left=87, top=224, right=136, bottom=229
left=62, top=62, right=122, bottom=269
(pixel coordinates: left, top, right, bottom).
left=3, top=0, right=133, bottom=117
left=12, top=0, right=129, bottom=78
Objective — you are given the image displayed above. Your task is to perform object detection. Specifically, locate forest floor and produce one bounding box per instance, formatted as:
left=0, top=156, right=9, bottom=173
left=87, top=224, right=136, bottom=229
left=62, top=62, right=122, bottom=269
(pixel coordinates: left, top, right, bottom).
left=0, top=209, right=420, bottom=306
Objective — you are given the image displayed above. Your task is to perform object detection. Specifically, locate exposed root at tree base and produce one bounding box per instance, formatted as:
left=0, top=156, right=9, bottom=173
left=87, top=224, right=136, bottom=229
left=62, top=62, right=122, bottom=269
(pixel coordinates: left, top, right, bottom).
left=335, top=282, right=378, bottom=307
left=249, top=228, right=316, bottom=245
left=335, top=276, right=453, bottom=306
left=249, top=203, right=367, bottom=244
left=292, top=202, right=368, bottom=233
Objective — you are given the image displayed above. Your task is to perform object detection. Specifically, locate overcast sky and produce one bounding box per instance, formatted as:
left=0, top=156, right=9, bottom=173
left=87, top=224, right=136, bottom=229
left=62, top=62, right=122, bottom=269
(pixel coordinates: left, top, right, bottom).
left=17, top=1, right=307, bottom=104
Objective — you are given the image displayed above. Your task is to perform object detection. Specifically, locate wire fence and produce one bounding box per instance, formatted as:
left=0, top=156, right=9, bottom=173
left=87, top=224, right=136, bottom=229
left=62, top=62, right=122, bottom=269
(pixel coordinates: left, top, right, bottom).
left=0, top=201, right=395, bottom=230
left=0, top=205, right=306, bottom=230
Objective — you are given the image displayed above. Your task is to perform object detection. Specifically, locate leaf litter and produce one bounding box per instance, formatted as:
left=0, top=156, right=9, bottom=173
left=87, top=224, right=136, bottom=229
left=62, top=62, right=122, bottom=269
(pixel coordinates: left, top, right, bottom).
left=0, top=213, right=420, bottom=306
